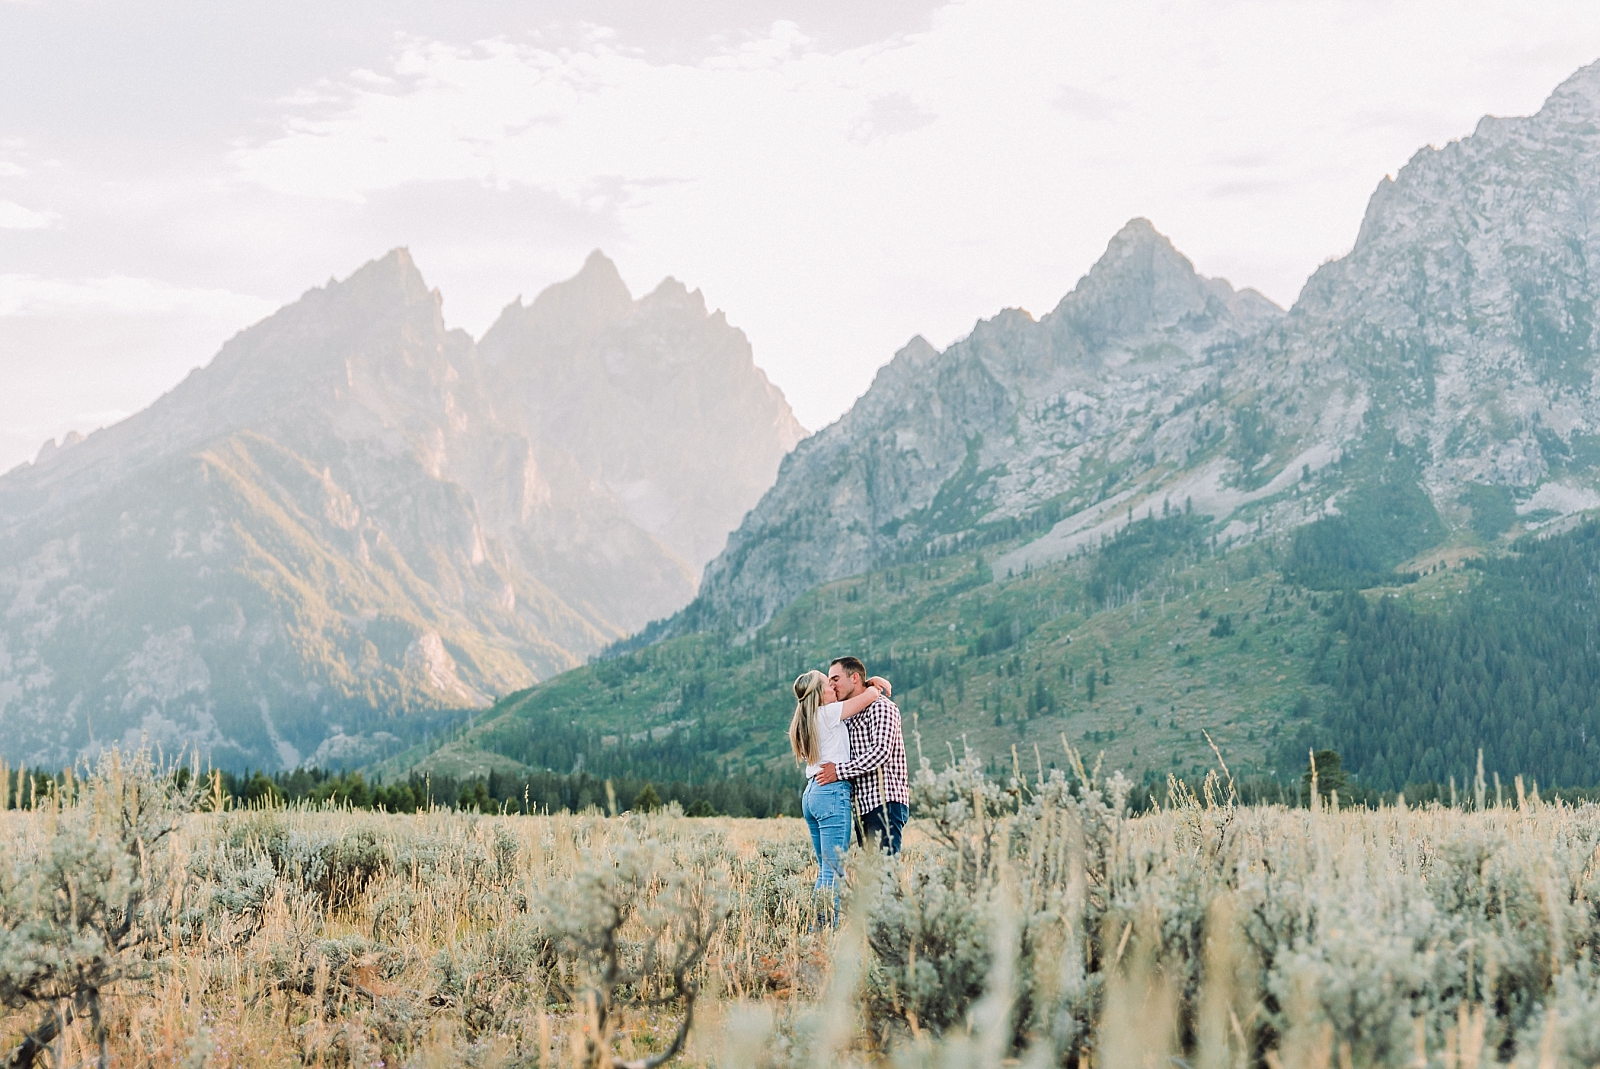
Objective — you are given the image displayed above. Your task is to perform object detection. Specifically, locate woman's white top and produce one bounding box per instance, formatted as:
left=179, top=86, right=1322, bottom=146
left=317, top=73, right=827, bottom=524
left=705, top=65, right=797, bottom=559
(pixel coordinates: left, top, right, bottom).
left=804, top=701, right=851, bottom=779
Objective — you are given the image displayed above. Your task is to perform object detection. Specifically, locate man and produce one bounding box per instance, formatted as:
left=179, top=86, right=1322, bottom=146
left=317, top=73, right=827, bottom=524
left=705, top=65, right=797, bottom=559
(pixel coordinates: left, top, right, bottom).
left=815, top=655, right=909, bottom=854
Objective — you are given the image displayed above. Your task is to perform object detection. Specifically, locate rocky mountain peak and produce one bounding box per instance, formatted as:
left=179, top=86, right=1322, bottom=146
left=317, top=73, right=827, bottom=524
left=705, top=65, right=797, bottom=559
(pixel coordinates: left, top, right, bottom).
left=1342, top=58, right=1600, bottom=269
left=680, top=51, right=1600, bottom=635
left=31, top=433, right=80, bottom=466
left=0, top=243, right=797, bottom=770
left=478, top=251, right=805, bottom=573
left=1048, top=218, right=1271, bottom=348
left=641, top=276, right=708, bottom=317
left=686, top=212, right=1290, bottom=633
left=511, top=249, right=634, bottom=341
left=304, top=247, right=439, bottom=325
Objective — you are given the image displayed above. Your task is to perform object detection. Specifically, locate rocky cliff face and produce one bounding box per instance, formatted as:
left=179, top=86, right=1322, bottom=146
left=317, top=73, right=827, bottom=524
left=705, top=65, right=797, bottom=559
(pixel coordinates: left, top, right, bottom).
left=1285, top=60, right=1600, bottom=500
left=688, top=60, right=1600, bottom=635
left=480, top=251, right=805, bottom=572
left=0, top=250, right=801, bottom=768
left=688, top=219, right=1283, bottom=631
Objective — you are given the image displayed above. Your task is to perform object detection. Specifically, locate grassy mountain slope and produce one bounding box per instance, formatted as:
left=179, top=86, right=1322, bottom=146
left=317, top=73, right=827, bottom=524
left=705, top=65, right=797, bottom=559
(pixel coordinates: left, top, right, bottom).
left=383, top=491, right=1600, bottom=803
left=385, top=514, right=1349, bottom=792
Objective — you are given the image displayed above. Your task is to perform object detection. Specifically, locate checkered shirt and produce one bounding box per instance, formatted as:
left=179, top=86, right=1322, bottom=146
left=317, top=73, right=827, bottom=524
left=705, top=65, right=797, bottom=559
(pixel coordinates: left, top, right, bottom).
left=837, top=695, right=909, bottom=816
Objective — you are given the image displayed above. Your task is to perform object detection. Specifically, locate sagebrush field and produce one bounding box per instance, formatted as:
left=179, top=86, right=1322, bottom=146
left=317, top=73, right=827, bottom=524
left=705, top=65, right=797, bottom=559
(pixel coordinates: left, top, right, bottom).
left=6, top=750, right=1600, bottom=1068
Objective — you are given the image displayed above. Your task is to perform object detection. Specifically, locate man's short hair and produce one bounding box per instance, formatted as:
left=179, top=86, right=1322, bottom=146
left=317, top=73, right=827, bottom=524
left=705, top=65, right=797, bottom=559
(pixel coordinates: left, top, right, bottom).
left=830, top=656, right=867, bottom=682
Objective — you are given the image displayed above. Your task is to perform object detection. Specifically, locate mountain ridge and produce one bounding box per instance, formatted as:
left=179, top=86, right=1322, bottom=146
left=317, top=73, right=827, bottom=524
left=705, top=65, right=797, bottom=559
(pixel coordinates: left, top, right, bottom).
left=670, top=59, right=1600, bottom=639
left=480, top=251, right=805, bottom=571
left=679, top=217, right=1283, bottom=634
left=0, top=248, right=803, bottom=769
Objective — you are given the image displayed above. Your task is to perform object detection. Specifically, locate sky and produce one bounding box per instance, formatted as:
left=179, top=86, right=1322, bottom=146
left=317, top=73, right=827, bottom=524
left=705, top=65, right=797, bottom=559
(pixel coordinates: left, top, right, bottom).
left=3, top=1, right=1600, bottom=474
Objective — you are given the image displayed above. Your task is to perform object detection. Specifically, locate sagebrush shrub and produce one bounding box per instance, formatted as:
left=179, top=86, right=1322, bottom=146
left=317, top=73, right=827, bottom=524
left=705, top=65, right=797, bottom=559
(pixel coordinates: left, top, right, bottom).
left=16, top=748, right=1600, bottom=1067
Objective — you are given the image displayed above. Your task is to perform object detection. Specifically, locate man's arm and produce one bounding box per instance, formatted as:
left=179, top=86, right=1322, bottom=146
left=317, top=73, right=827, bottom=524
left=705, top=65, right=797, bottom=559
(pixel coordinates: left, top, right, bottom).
left=814, top=700, right=894, bottom=786
left=835, top=701, right=894, bottom=781
left=814, top=684, right=894, bottom=784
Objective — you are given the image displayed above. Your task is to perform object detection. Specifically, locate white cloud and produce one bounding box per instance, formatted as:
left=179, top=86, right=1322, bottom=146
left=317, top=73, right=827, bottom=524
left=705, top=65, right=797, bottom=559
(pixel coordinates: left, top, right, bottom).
left=228, top=1, right=1600, bottom=430
left=0, top=162, right=24, bottom=178
left=0, top=274, right=275, bottom=321
left=0, top=200, right=55, bottom=229
left=6, top=1, right=1600, bottom=440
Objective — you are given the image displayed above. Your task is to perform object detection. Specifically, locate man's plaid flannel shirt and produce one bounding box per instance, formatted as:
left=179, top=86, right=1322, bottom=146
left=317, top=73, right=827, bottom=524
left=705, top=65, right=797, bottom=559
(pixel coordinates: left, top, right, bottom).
left=837, top=694, right=909, bottom=816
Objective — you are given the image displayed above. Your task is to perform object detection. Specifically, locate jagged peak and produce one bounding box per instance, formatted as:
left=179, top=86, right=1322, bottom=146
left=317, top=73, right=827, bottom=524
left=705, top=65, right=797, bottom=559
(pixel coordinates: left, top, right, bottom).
left=1106, top=216, right=1164, bottom=246
left=1346, top=59, right=1600, bottom=267
left=1044, top=218, right=1230, bottom=341
left=346, top=247, right=426, bottom=289
left=296, top=247, right=438, bottom=317
left=642, top=276, right=707, bottom=316
left=897, top=334, right=939, bottom=364
left=577, top=248, right=626, bottom=286
left=519, top=249, right=633, bottom=332
left=569, top=249, right=630, bottom=298
left=1097, top=217, right=1198, bottom=274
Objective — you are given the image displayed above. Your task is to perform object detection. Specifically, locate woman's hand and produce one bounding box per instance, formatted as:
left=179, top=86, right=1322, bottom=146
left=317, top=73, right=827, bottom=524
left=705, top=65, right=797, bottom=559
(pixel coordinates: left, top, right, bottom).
left=866, top=676, right=893, bottom=699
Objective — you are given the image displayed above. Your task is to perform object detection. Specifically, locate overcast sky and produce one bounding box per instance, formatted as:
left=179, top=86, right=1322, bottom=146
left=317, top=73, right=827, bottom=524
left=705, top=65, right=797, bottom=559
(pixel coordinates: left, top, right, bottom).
left=4, top=1, right=1600, bottom=473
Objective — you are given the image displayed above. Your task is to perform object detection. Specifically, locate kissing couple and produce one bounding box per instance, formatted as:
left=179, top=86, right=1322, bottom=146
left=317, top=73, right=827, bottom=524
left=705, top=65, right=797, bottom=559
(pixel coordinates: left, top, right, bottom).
left=788, top=656, right=910, bottom=903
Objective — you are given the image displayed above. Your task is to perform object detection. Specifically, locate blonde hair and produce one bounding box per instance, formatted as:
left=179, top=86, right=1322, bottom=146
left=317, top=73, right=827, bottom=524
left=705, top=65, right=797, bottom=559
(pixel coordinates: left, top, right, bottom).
left=789, top=670, right=827, bottom=764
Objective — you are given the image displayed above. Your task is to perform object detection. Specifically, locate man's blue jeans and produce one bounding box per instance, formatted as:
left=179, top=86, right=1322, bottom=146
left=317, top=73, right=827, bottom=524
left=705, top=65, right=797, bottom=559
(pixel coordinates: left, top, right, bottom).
left=802, top=778, right=852, bottom=913
left=859, top=801, right=909, bottom=855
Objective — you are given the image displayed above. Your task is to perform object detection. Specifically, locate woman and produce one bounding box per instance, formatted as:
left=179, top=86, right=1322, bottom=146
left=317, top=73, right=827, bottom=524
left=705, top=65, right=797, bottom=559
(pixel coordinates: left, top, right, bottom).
left=790, top=669, right=885, bottom=910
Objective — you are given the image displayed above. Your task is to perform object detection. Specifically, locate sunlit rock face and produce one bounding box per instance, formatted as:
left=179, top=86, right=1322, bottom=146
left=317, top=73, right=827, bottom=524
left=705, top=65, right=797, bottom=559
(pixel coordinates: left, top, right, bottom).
left=686, top=60, right=1600, bottom=636
left=0, top=250, right=802, bottom=768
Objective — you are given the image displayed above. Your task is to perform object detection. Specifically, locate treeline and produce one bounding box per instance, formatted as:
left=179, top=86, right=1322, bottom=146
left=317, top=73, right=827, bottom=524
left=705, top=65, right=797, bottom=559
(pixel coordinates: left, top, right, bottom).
left=230, top=765, right=800, bottom=817
left=0, top=761, right=800, bottom=817
left=1315, top=520, right=1600, bottom=790
left=472, top=700, right=744, bottom=783
left=8, top=749, right=1592, bottom=818
left=1129, top=750, right=1600, bottom=812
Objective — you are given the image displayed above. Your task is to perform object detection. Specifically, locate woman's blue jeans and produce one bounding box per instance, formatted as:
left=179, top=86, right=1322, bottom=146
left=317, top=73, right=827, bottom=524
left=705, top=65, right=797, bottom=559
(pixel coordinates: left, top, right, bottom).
left=802, top=778, right=852, bottom=917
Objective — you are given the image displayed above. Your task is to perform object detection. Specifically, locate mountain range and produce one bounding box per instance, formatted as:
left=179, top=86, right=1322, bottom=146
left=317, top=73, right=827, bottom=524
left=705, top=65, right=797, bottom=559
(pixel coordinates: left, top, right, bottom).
left=681, top=59, right=1600, bottom=637
left=0, top=251, right=802, bottom=769
left=397, top=58, right=1600, bottom=798
left=13, top=58, right=1600, bottom=785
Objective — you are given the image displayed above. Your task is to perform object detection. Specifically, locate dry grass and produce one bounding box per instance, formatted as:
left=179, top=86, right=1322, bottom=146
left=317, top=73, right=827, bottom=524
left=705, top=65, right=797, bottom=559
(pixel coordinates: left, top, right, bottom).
left=7, top=756, right=1600, bottom=1068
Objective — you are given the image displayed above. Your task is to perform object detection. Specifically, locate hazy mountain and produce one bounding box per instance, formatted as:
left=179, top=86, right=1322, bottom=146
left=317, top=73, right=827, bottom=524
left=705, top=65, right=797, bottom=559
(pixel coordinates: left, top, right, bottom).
left=480, top=251, right=805, bottom=572
left=0, top=250, right=802, bottom=769
left=681, top=59, right=1600, bottom=636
